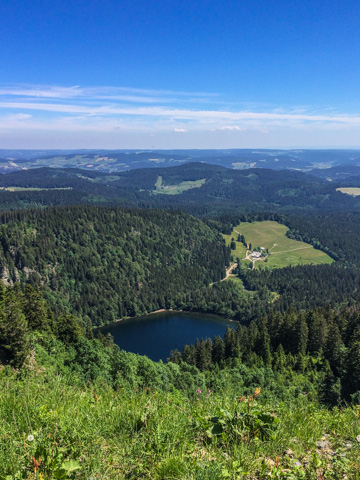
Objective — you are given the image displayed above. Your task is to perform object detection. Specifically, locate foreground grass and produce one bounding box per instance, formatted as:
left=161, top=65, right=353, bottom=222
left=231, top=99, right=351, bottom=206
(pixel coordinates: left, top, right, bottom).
left=1, top=370, right=360, bottom=479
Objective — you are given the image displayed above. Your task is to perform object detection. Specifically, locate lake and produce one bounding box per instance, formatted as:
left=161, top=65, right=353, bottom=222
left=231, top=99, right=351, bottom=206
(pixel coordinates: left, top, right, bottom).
left=100, top=311, right=236, bottom=361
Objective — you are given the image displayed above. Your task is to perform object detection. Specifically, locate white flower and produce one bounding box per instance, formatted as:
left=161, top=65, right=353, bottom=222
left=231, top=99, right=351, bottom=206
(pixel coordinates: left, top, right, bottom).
left=27, top=434, right=34, bottom=442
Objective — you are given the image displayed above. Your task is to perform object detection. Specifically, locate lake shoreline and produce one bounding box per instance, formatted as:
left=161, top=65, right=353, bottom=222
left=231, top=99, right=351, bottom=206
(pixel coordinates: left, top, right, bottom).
left=94, top=308, right=182, bottom=330
left=95, top=308, right=237, bottom=331
left=98, top=310, right=238, bottom=361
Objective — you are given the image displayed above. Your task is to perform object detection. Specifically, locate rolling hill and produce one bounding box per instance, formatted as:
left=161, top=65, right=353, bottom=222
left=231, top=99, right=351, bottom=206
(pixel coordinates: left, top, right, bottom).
left=1, top=162, right=360, bottom=214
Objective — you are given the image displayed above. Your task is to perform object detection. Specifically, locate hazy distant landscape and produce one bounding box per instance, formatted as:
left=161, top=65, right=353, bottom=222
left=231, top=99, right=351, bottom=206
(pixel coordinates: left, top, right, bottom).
left=1, top=155, right=360, bottom=215
left=2, top=148, right=360, bottom=173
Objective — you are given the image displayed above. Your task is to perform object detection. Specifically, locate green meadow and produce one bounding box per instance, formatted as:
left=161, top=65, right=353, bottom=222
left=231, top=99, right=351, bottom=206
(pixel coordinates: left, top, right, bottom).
left=0, top=187, right=72, bottom=192
left=223, top=221, right=334, bottom=269
left=153, top=176, right=206, bottom=195
left=337, top=187, right=360, bottom=196
left=2, top=368, right=360, bottom=480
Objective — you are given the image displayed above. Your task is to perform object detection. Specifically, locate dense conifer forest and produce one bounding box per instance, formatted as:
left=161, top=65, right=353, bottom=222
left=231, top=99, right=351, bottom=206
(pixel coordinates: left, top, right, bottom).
left=0, top=206, right=229, bottom=325
left=1, top=162, right=360, bottom=215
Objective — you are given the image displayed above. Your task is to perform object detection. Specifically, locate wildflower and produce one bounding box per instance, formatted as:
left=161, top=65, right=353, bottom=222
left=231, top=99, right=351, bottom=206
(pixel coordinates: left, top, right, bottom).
left=197, top=389, right=202, bottom=394
left=32, top=456, right=41, bottom=472
left=27, top=434, right=34, bottom=442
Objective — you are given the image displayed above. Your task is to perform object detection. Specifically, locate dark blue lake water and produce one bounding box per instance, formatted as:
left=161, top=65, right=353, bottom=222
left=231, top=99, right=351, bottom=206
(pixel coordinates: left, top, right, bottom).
left=100, top=311, right=236, bottom=361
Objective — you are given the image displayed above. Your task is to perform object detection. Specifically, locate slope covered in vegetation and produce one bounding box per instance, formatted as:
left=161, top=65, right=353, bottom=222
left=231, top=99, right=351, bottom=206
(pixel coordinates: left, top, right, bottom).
left=1, top=284, right=360, bottom=479
left=1, top=206, right=360, bottom=330
left=1, top=163, right=360, bottom=215
left=0, top=206, right=229, bottom=325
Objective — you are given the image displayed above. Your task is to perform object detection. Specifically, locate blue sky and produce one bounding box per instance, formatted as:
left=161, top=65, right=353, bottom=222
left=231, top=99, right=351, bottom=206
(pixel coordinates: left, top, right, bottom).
left=1, top=0, right=360, bottom=149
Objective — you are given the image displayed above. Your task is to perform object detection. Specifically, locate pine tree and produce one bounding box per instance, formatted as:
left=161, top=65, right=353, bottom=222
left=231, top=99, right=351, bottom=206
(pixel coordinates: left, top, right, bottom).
left=182, top=344, right=196, bottom=366
left=0, top=286, right=29, bottom=367
left=196, top=339, right=212, bottom=371
left=224, top=327, right=239, bottom=359
left=169, top=348, right=182, bottom=364
left=23, top=284, right=54, bottom=333
left=212, top=335, right=225, bottom=364
left=273, top=344, right=286, bottom=372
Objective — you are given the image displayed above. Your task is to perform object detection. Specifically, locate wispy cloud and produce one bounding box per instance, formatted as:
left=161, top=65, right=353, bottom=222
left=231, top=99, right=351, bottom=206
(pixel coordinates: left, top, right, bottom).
left=7, top=113, right=32, bottom=121
left=1, top=83, right=360, bottom=148
left=0, top=84, right=219, bottom=105
left=219, top=126, right=245, bottom=131
left=1, top=100, right=360, bottom=126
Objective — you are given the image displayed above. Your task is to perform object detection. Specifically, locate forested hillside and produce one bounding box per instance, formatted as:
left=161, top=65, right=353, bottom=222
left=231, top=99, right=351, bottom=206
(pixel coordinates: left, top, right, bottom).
left=1, top=283, right=360, bottom=478
left=215, top=212, right=360, bottom=314
left=1, top=163, right=360, bottom=214
left=1, top=205, right=360, bottom=327
left=171, top=303, right=360, bottom=403
left=0, top=206, right=229, bottom=325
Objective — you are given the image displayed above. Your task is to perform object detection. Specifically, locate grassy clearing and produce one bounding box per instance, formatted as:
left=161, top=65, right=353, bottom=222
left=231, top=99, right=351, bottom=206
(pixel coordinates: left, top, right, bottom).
left=224, top=221, right=333, bottom=269
left=227, top=275, right=245, bottom=286
left=222, top=232, right=248, bottom=259
left=337, top=187, right=360, bottom=196
left=1, top=371, right=359, bottom=479
left=153, top=176, right=206, bottom=195
left=92, top=175, right=120, bottom=183
left=0, top=187, right=72, bottom=192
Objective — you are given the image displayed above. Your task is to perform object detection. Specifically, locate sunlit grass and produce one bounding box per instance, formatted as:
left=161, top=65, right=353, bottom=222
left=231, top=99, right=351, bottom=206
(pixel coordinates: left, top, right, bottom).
left=1, top=370, right=359, bottom=479
left=337, top=187, right=360, bottom=196
left=223, top=221, right=333, bottom=269
left=153, top=176, right=206, bottom=195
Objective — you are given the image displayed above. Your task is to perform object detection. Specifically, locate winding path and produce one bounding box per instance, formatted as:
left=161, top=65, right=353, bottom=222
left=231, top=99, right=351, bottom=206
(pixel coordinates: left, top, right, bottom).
left=210, top=263, right=238, bottom=286
left=221, top=263, right=238, bottom=281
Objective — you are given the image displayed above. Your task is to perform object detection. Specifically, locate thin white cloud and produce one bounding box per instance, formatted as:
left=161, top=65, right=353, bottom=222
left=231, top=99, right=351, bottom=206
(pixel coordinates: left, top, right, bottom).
left=1, top=84, right=360, bottom=128
left=1, top=83, right=360, bottom=149
left=0, top=86, right=81, bottom=98
left=0, top=84, right=219, bottom=105
left=1, top=100, right=360, bottom=127
left=7, top=113, right=32, bottom=120
left=219, top=126, right=244, bottom=131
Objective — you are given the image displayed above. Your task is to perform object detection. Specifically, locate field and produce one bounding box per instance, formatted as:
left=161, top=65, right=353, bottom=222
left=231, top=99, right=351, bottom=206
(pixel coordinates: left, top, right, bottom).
left=153, top=176, right=206, bottom=195
left=223, top=221, right=334, bottom=269
left=336, top=187, right=360, bottom=196
left=0, top=186, right=72, bottom=192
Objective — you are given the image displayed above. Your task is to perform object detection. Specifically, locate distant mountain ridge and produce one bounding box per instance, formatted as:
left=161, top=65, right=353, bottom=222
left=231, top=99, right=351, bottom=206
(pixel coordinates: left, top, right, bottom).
left=1, top=148, right=360, bottom=174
